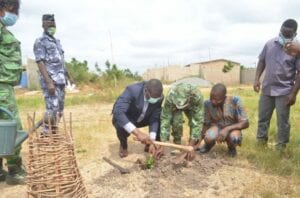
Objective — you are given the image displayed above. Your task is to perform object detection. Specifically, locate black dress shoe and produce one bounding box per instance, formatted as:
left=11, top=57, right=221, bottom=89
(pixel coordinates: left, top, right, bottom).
left=198, top=143, right=213, bottom=154
left=0, top=170, right=7, bottom=182
left=227, top=147, right=237, bottom=157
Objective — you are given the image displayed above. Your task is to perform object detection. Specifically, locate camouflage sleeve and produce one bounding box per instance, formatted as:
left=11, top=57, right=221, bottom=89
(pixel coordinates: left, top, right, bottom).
left=233, top=96, right=248, bottom=121
left=186, top=96, right=204, bottom=140
left=160, top=100, right=173, bottom=142
left=33, top=38, right=46, bottom=62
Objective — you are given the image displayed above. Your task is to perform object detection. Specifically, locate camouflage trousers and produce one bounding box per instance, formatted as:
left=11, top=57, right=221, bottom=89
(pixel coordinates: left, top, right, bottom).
left=0, top=83, right=22, bottom=167
left=171, top=110, right=189, bottom=144
left=41, top=84, right=65, bottom=119
left=169, top=110, right=202, bottom=144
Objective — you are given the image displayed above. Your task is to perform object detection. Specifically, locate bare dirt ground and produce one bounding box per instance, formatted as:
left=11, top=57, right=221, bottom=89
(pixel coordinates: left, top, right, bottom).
left=0, top=102, right=299, bottom=198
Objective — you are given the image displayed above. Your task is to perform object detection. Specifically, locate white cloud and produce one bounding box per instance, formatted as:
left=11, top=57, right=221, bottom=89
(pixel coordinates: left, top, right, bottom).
left=7, top=0, right=300, bottom=73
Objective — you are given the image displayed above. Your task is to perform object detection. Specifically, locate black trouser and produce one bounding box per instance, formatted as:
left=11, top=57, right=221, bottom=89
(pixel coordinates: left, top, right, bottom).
left=113, top=119, right=160, bottom=149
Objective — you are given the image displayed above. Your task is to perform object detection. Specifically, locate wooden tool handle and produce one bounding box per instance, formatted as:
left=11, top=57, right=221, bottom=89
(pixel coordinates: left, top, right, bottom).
left=153, top=141, right=194, bottom=152
left=103, top=157, right=130, bottom=174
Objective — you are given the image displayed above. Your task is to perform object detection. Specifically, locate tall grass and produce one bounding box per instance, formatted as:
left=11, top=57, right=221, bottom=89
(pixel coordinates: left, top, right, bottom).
left=229, top=87, right=300, bottom=179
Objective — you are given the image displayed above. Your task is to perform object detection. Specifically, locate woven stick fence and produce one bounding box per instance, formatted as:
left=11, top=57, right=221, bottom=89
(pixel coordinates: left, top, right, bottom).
left=26, top=113, right=88, bottom=198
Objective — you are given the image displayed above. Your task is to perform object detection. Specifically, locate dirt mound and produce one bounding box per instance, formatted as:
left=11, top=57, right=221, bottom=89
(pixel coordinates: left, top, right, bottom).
left=141, top=154, right=231, bottom=198
left=82, top=142, right=299, bottom=198
left=87, top=146, right=235, bottom=198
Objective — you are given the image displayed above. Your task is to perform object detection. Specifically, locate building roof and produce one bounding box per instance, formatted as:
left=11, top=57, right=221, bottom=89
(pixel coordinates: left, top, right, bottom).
left=185, top=59, right=240, bottom=67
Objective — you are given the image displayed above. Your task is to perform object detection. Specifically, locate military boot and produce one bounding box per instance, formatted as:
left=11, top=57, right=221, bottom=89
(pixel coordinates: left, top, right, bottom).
left=0, top=158, right=7, bottom=182
left=227, top=146, right=237, bottom=157
left=6, top=159, right=26, bottom=185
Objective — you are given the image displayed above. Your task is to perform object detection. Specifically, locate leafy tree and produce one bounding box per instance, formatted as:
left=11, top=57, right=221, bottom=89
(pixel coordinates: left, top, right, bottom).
left=65, top=58, right=142, bottom=86
left=94, top=62, right=102, bottom=75
left=104, top=60, right=124, bottom=87
left=222, top=61, right=235, bottom=73
left=65, top=58, right=95, bottom=84
left=133, top=71, right=142, bottom=81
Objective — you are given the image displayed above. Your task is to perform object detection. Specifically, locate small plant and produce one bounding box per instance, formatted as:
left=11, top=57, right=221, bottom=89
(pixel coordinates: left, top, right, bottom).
left=145, top=154, right=155, bottom=169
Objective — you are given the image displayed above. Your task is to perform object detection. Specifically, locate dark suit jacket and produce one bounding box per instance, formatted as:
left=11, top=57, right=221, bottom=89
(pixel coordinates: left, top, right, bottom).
left=112, top=82, right=163, bottom=133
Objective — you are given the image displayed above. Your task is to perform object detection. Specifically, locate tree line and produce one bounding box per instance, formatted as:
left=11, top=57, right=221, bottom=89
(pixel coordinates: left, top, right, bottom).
left=65, top=58, right=142, bottom=87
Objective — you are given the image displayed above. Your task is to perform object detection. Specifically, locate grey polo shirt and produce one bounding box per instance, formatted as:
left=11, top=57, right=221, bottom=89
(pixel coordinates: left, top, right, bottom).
left=259, top=37, right=300, bottom=96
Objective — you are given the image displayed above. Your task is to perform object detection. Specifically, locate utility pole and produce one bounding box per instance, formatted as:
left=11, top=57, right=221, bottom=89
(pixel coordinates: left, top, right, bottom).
left=108, top=29, right=114, bottom=64
left=208, top=47, right=211, bottom=60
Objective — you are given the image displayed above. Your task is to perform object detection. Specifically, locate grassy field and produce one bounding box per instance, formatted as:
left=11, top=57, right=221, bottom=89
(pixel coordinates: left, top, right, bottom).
left=17, top=85, right=300, bottom=177
left=9, top=85, right=300, bottom=197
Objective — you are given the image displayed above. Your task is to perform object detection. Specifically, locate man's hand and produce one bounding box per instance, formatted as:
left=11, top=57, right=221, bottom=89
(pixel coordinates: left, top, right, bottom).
left=47, top=81, right=55, bottom=95
left=217, top=128, right=230, bottom=142
left=154, top=145, right=164, bottom=159
left=185, top=139, right=198, bottom=161
left=253, top=80, right=261, bottom=93
left=185, top=150, right=195, bottom=161
left=285, top=42, right=300, bottom=56
left=132, top=129, right=152, bottom=144
left=148, top=144, right=156, bottom=155
left=286, top=93, right=297, bottom=106
left=189, top=139, right=199, bottom=149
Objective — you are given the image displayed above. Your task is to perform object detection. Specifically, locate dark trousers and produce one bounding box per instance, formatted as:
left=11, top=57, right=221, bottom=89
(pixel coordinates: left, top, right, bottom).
left=113, top=119, right=160, bottom=149
left=256, top=94, right=290, bottom=145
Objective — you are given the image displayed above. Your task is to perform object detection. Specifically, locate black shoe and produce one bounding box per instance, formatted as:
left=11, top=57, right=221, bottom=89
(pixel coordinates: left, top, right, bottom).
left=6, top=173, right=26, bottom=185
left=198, top=143, right=213, bottom=154
left=275, top=143, right=286, bottom=151
left=6, top=164, right=26, bottom=185
left=0, top=169, right=7, bottom=182
left=119, top=146, right=128, bottom=158
left=227, top=147, right=237, bottom=157
left=256, top=139, right=268, bottom=148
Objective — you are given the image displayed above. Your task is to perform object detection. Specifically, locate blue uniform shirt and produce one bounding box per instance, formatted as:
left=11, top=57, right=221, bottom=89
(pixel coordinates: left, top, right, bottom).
left=33, top=33, right=66, bottom=87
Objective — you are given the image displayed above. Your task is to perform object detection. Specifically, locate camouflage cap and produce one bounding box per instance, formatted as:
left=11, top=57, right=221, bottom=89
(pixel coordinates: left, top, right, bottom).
left=168, top=83, right=196, bottom=109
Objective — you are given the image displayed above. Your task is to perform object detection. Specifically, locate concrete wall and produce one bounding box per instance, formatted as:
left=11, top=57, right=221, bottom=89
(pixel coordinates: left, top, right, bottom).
left=142, top=65, right=197, bottom=82
left=26, top=58, right=40, bottom=90
left=198, top=61, right=240, bottom=85
left=143, top=60, right=240, bottom=85
left=240, top=68, right=256, bottom=85
left=240, top=68, right=265, bottom=85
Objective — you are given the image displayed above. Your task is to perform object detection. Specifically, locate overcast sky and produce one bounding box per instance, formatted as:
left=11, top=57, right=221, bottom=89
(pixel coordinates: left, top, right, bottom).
left=9, top=0, right=300, bottom=74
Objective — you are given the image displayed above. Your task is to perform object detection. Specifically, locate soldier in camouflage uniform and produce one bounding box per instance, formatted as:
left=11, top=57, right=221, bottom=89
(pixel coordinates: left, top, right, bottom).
left=158, top=83, right=204, bottom=159
left=33, top=14, right=72, bottom=131
left=0, top=0, right=26, bottom=185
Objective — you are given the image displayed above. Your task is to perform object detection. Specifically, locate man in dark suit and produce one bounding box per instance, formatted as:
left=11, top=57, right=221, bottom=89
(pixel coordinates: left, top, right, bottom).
left=112, top=79, right=163, bottom=158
